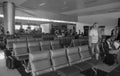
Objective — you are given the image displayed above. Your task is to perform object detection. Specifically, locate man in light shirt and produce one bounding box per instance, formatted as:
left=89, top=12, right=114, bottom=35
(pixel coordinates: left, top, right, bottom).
left=89, top=23, right=100, bottom=60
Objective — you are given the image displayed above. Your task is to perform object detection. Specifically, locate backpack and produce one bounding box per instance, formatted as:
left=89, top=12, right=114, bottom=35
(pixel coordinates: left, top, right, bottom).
left=6, top=56, right=21, bottom=69
left=6, top=56, right=15, bottom=69
left=103, top=54, right=115, bottom=66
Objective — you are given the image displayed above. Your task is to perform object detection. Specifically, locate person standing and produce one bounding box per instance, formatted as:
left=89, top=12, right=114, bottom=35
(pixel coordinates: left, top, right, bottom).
left=89, top=23, right=100, bottom=60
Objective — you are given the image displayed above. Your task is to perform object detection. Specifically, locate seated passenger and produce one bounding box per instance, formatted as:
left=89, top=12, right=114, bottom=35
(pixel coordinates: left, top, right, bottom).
left=113, top=40, right=120, bottom=50
left=19, top=27, right=24, bottom=34
left=26, top=27, right=31, bottom=34
left=102, top=36, right=120, bottom=64
left=106, top=36, right=119, bottom=54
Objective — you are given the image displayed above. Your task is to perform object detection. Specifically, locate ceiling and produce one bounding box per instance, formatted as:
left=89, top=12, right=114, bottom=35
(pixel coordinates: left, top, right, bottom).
left=78, top=12, right=120, bottom=24
left=0, top=0, right=120, bottom=16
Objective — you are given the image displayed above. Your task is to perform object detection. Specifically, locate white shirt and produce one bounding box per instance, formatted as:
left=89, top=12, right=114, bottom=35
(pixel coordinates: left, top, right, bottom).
left=114, top=41, right=120, bottom=49
left=107, top=40, right=112, bottom=49
left=89, top=29, right=98, bottom=43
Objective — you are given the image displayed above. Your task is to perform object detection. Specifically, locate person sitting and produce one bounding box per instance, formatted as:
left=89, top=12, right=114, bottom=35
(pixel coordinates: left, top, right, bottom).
left=113, top=40, right=120, bottom=50
left=19, top=27, right=24, bottom=34
left=26, top=27, right=31, bottom=34
left=107, top=36, right=119, bottom=54
left=102, top=36, right=120, bottom=64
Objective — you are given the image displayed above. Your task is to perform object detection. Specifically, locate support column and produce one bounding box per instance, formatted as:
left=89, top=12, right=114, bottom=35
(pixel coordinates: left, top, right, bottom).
left=3, top=2, right=15, bottom=35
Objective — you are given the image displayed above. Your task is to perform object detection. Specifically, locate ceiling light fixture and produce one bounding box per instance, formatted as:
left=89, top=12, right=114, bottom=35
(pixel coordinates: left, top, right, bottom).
left=63, top=1, right=67, bottom=5
left=0, top=14, right=76, bottom=24
left=39, top=3, right=46, bottom=6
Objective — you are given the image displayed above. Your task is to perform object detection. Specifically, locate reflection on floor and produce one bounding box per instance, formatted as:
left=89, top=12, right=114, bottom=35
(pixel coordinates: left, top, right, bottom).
left=0, top=50, right=21, bottom=76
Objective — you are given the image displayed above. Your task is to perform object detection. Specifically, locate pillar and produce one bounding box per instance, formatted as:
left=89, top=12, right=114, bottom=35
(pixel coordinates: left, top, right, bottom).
left=3, top=2, right=15, bottom=35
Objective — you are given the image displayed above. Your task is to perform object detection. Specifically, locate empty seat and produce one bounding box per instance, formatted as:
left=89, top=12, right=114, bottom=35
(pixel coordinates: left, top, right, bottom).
left=34, top=38, right=42, bottom=41
left=51, top=40, right=61, bottom=50
left=69, top=45, right=92, bottom=71
left=64, top=37, right=72, bottom=47
left=59, top=37, right=66, bottom=48
left=13, top=42, right=28, bottom=60
left=66, top=46, right=91, bottom=72
left=42, top=35, right=54, bottom=40
left=16, top=38, right=26, bottom=42
left=50, top=48, right=69, bottom=70
left=67, top=47, right=81, bottom=66
left=27, top=38, right=35, bottom=42
left=6, top=39, right=17, bottom=50
left=79, top=45, right=91, bottom=61
left=40, top=41, right=51, bottom=51
left=71, top=39, right=88, bottom=47
left=29, top=51, right=59, bottom=76
left=28, top=41, right=41, bottom=53
left=79, top=39, right=88, bottom=45
left=79, top=45, right=99, bottom=66
left=51, top=48, right=84, bottom=76
left=72, top=39, right=81, bottom=47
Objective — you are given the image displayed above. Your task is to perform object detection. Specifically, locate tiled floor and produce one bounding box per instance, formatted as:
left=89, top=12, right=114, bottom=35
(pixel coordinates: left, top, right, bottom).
left=0, top=50, right=21, bottom=76
left=82, top=62, right=120, bottom=76
left=107, top=65, right=120, bottom=76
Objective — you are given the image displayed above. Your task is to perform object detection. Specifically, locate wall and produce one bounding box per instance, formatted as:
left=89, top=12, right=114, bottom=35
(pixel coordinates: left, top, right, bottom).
left=76, top=22, right=89, bottom=34
left=77, top=13, right=119, bottom=35
left=41, top=24, right=51, bottom=33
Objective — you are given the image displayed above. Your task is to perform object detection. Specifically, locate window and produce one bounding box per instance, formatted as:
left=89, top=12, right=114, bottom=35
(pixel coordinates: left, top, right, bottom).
left=15, top=25, right=21, bottom=30
left=22, top=25, right=28, bottom=30
left=30, top=25, right=39, bottom=30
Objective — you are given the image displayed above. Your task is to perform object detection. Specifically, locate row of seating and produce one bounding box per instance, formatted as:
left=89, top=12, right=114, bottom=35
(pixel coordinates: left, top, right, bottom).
left=13, top=38, right=89, bottom=61
left=71, top=39, right=88, bottom=47
left=6, top=38, right=42, bottom=50
left=13, top=40, right=62, bottom=61
left=6, top=33, right=53, bottom=39
left=42, top=34, right=55, bottom=40
left=6, top=36, right=87, bottom=50
left=29, top=45, right=98, bottom=76
left=58, top=37, right=74, bottom=47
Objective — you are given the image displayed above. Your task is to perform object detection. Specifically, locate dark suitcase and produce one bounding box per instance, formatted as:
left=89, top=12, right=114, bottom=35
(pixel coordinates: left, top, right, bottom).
left=6, top=56, right=15, bottom=69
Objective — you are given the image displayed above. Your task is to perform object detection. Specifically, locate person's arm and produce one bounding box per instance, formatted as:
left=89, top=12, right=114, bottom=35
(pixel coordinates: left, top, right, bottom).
left=98, top=29, right=101, bottom=43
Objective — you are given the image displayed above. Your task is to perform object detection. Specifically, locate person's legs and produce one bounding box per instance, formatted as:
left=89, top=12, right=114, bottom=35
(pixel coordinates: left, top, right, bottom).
left=95, top=43, right=100, bottom=60
left=91, top=43, right=98, bottom=59
left=91, top=43, right=95, bottom=57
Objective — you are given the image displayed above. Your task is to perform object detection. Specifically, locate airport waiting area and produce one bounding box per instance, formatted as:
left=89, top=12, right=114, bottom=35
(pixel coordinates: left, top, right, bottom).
left=0, top=33, right=119, bottom=76
left=0, top=0, right=120, bottom=76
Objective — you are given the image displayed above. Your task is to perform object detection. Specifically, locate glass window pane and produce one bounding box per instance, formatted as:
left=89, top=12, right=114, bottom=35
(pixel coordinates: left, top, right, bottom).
left=30, top=25, right=39, bottom=30
left=41, top=24, right=50, bottom=33
left=30, top=25, right=36, bottom=30
left=15, top=25, right=21, bottom=30
left=22, top=25, right=28, bottom=30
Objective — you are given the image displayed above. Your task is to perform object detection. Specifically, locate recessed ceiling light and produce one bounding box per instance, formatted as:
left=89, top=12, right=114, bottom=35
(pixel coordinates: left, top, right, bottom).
left=39, top=3, right=46, bottom=6
left=63, top=1, right=66, bottom=5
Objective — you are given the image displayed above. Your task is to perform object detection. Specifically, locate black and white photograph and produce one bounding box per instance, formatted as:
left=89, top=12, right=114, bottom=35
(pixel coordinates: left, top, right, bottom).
left=0, top=0, right=120, bottom=76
